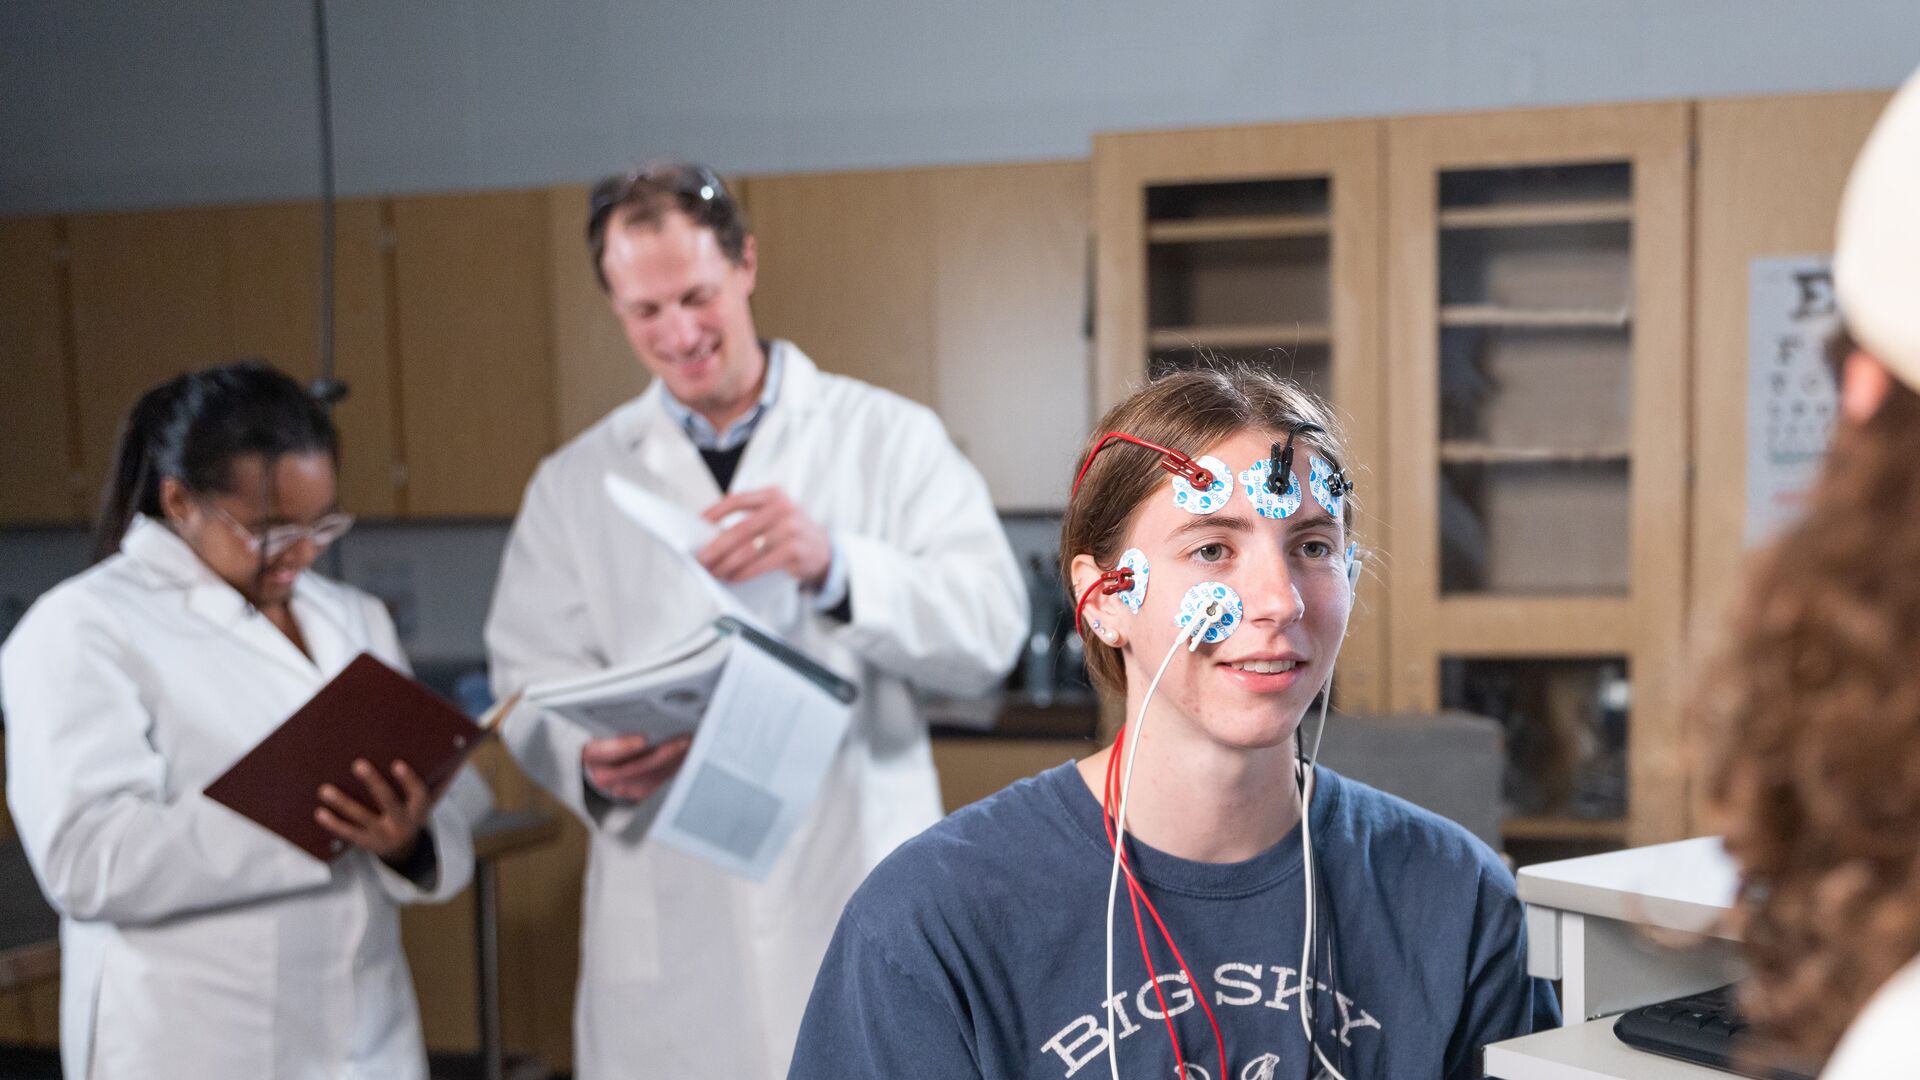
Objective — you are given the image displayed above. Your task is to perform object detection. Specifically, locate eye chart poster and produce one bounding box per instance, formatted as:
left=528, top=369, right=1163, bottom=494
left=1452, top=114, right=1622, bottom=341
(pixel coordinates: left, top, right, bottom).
left=1746, top=255, right=1839, bottom=548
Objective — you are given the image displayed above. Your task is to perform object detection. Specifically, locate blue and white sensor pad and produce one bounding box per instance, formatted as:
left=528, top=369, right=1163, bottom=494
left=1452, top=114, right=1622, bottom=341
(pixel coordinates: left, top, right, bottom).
left=1116, top=548, right=1150, bottom=612
left=1171, top=455, right=1232, bottom=516
left=1309, top=455, right=1346, bottom=517
left=1175, top=581, right=1242, bottom=645
left=1239, top=458, right=1303, bottom=520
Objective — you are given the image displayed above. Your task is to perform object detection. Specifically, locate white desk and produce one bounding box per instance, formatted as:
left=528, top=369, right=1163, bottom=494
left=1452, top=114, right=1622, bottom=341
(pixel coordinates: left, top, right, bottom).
left=1486, top=1017, right=1735, bottom=1080
left=1487, top=836, right=1750, bottom=1080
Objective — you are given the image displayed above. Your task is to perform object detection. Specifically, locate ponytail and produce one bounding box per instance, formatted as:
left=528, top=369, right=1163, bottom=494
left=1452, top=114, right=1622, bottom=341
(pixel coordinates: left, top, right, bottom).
left=93, top=374, right=191, bottom=562
left=89, top=361, right=339, bottom=563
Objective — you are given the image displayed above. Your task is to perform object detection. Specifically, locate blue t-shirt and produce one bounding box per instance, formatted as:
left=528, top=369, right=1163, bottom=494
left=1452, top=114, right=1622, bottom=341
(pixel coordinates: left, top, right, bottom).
left=790, top=762, right=1557, bottom=1080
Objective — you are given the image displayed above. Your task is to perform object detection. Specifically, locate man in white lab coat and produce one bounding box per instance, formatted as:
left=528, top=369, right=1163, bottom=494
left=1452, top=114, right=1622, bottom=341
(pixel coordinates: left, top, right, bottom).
left=485, top=161, right=1027, bottom=1079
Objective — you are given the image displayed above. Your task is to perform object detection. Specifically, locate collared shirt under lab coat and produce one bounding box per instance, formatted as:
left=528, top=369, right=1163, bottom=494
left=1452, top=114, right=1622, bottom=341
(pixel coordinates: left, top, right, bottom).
left=0, top=516, right=492, bottom=1080
left=485, top=342, right=1027, bottom=1080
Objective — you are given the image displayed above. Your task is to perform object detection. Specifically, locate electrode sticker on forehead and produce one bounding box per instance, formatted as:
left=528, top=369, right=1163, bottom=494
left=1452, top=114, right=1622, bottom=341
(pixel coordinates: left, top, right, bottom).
left=1116, top=548, right=1150, bottom=612
left=1239, top=458, right=1303, bottom=520
left=1171, top=455, right=1231, bottom=516
left=1309, top=455, right=1346, bottom=517
left=1175, top=581, right=1242, bottom=644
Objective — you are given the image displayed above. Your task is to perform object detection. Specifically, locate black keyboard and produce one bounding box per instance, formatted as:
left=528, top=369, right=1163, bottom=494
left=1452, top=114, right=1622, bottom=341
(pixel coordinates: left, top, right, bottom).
left=1612, top=984, right=1815, bottom=1080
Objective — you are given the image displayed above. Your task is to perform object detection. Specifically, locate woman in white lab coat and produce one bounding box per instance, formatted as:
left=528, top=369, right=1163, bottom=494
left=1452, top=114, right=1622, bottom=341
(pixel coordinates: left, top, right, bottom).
left=1, top=361, right=490, bottom=1080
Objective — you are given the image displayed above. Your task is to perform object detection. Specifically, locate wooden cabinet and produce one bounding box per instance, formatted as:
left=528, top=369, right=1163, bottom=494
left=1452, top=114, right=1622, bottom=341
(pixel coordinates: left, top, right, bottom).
left=65, top=208, right=235, bottom=510
left=223, top=201, right=400, bottom=517
left=740, top=169, right=939, bottom=408
left=1690, top=93, right=1890, bottom=635
left=0, top=217, right=79, bottom=523
left=1688, top=92, right=1891, bottom=832
left=1383, top=102, right=1691, bottom=848
left=743, top=161, right=1091, bottom=511
left=389, top=191, right=556, bottom=517
left=52, top=202, right=401, bottom=521
left=927, top=163, right=1091, bottom=511
left=1092, top=119, right=1390, bottom=712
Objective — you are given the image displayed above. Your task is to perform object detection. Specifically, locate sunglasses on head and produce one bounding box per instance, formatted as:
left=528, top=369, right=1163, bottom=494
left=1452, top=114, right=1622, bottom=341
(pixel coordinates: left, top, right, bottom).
left=588, top=162, right=732, bottom=241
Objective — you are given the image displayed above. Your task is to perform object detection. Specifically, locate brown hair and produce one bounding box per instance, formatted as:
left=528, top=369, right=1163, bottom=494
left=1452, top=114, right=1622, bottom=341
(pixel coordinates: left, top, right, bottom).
left=1699, top=365, right=1920, bottom=1062
left=1061, top=365, right=1357, bottom=698
left=587, top=160, right=749, bottom=290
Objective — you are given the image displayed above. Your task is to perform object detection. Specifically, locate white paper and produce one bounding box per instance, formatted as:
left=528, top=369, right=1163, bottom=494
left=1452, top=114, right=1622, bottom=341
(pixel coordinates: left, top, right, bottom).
left=648, top=637, right=852, bottom=880
left=523, top=628, right=725, bottom=743
left=1746, top=255, right=1841, bottom=548
left=602, top=473, right=796, bottom=626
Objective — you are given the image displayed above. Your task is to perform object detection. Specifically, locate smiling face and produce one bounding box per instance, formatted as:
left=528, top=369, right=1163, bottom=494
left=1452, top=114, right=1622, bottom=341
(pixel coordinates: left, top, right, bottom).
left=1077, top=427, right=1353, bottom=752
left=601, top=208, right=765, bottom=429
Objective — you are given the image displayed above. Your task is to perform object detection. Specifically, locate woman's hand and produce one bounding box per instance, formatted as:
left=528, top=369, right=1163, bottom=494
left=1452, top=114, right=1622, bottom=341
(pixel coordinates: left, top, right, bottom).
left=315, top=759, right=433, bottom=867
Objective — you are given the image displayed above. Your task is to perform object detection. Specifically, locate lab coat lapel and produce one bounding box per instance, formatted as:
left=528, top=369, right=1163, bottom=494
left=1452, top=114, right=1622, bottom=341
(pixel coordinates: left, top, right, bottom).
left=121, top=516, right=319, bottom=682
left=290, top=580, right=363, bottom=677
left=730, top=341, right=820, bottom=494
left=622, top=383, right=723, bottom=505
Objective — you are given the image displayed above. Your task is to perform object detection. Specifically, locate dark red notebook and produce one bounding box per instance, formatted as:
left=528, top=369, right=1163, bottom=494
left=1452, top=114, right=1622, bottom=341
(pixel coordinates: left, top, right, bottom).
left=204, top=653, right=511, bottom=861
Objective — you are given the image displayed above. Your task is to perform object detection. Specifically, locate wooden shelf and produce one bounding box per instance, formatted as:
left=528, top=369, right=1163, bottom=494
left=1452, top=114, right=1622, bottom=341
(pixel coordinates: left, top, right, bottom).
left=1503, top=814, right=1629, bottom=844
left=1439, top=442, right=1631, bottom=466
left=1437, top=199, right=1633, bottom=230
left=1149, top=322, right=1331, bottom=350
left=1440, top=304, right=1632, bottom=329
left=1146, top=214, right=1330, bottom=243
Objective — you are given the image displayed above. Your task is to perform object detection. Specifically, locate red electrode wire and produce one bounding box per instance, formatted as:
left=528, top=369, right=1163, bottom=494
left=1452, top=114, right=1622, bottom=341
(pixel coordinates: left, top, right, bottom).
left=1072, top=432, right=1215, bottom=498
left=1101, top=723, right=1230, bottom=1079
left=1075, top=569, right=1135, bottom=636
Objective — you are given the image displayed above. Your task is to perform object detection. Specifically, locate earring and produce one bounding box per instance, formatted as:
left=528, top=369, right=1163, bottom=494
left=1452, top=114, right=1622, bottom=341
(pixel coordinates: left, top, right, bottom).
left=1088, top=618, right=1120, bottom=645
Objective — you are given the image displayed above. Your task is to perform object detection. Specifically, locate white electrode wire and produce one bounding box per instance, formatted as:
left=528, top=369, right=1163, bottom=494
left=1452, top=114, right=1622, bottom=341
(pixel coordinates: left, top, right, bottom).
left=1104, top=627, right=1193, bottom=1080
left=1298, top=677, right=1351, bottom=1080
left=1104, top=602, right=1222, bottom=1080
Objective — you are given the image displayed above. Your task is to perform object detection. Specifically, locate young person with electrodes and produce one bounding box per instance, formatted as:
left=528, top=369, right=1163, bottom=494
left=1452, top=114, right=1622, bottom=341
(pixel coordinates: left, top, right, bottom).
left=788, top=366, right=1557, bottom=1080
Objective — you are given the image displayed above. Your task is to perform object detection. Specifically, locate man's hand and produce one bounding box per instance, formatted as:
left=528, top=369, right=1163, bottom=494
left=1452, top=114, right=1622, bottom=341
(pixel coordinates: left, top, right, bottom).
left=697, top=487, right=832, bottom=589
left=581, top=734, right=694, bottom=803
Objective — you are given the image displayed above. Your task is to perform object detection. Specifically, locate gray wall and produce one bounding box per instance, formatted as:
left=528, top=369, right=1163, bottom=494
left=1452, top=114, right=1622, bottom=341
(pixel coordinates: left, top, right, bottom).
left=5, top=0, right=1918, bottom=215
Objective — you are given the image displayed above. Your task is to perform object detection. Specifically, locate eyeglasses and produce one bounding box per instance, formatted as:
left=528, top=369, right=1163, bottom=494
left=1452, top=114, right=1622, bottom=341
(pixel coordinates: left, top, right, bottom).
left=205, top=502, right=355, bottom=559
left=588, top=161, right=734, bottom=241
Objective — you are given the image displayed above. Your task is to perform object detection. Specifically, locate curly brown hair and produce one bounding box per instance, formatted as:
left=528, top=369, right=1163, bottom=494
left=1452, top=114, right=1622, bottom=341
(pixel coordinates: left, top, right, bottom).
left=1699, top=368, right=1920, bottom=1063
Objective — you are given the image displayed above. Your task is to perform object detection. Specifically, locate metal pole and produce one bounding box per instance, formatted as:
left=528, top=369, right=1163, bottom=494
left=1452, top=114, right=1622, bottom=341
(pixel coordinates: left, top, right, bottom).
left=474, top=861, right=504, bottom=1080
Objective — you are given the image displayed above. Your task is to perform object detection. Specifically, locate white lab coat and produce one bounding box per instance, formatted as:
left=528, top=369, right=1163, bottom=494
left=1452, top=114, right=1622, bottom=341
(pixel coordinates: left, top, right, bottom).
left=486, top=342, right=1026, bottom=1079
left=1, top=516, right=492, bottom=1080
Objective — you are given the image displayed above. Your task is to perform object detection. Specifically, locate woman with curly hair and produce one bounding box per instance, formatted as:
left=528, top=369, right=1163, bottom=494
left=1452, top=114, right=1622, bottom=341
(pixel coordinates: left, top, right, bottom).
left=1700, top=68, right=1920, bottom=1077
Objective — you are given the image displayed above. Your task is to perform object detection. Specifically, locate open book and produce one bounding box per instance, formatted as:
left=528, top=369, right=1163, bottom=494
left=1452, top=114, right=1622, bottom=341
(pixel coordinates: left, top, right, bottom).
left=524, top=616, right=856, bottom=881
left=204, top=654, right=518, bottom=862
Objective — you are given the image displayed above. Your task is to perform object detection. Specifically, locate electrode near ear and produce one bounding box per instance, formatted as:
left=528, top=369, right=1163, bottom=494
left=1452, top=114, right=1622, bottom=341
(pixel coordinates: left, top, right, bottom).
left=1116, top=548, right=1150, bottom=612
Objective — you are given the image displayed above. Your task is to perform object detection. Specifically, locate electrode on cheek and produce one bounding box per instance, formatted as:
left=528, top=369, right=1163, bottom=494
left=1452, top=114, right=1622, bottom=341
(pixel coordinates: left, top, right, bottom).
left=1175, top=581, right=1242, bottom=646
left=1171, top=455, right=1232, bottom=516
left=1117, top=548, right=1150, bottom=612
